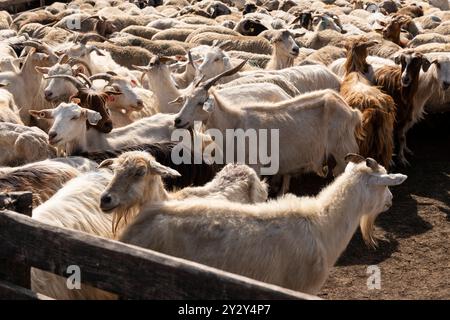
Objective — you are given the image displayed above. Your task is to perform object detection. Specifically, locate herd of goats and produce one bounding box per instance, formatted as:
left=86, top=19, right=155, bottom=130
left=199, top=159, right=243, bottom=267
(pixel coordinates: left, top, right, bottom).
left=0, top=0, right=449, bottom=299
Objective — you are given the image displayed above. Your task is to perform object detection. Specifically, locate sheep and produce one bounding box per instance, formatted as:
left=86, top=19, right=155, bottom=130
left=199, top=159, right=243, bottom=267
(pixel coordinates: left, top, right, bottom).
left=227, top=50, right=271, bottom=68
left=111, top=34, right=194, bottom=56
left=174, top=61, right=362, bottom=193
left=265, top=30, right=299, bottom=70
left=120, top=25, right=161, bottom=39
left=0, top=83, right=22, bottom=125
left=0, top=122, right=56, bottom=166
left=0, top=11, right=12, bottom=30
left=0, top=159, right=82, bottom=208
left=184, top=25, right=240, bottom=42
left=373, top=51, right=431, bottom=165
left=298, top=45, right=346, bottom=66
left=188, top=32, right=273, bottom=55
left=88, top=41, right=153, bottom=69
left=151, top=28, right=194, bottom=41
left=407, top=33, right=450, bottom=48
left=340, top=38, right=396, bottom=168
left=98, top=151, right=268, bottom=232
left=119, top=154, right=407, bottom=294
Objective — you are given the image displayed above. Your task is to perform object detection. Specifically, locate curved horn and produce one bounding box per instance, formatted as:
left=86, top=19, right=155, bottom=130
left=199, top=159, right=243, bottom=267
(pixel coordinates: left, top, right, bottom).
left=44, top=75, right=86, bottom=90
left=81, top=15, right=102, bottom=23
left=58, top=53, right=69, bottom=64
left=76, top=73, right=93, bottom=87
left=187, top=50, right=197, bottom=70
left=89, top=73, right=114, bottom=82
left=67, top=58, right=93, bottom=76
left=202, top=59, right=247, bottom=90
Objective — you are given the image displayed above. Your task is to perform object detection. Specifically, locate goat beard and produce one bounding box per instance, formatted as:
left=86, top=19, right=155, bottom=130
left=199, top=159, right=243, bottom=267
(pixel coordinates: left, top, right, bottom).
left=360, top=213, right=379, bottom=248
left=111, top=204, right=140, bottom=237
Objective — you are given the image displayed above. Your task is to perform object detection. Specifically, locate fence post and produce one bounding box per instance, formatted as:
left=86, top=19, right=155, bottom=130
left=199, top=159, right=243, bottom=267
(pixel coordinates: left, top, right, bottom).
left=0, top=192, right=33, bottom=289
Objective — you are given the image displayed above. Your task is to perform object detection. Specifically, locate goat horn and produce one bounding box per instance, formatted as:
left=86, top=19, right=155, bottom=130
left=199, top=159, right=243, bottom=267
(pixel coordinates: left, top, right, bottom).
left=77, top=73, right=93, bottom=87
left=202, top=59, right=247, bottom=90
left=67, top=58, right=93, bottom=76
left=44, top=75, right=86, bottom=90
left=89, top=73, right=114, bottom=82
left=187, top=50, right=197, bottom=70
left=344, top=153, right=365, bottom=163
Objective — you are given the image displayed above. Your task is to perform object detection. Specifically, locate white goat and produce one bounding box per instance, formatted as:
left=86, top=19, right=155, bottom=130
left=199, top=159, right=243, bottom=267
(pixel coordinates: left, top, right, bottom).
left=0, top=83, right=23, bottom=124
left=119, top=154, right=407, bottom=294
left=174, top=62, right=362, bottom=193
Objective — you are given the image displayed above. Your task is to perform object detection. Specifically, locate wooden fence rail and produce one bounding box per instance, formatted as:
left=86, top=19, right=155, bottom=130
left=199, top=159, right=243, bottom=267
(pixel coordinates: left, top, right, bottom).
left=0, top=192, right=318, bottom=300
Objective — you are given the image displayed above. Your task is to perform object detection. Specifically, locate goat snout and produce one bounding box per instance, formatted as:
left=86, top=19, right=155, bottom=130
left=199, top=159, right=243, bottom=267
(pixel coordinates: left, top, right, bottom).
left=47, top=131, right=59, bottom=145
left=401, top=75, right=411, bottom=87
left=174, top=117, right=189, bottom=129
left=291, top=46, right=300, bottom=56
left=44, top=90, right=53, bottom=100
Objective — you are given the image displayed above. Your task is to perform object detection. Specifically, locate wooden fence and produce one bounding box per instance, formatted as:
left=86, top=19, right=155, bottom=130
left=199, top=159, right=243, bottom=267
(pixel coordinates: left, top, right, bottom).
left=0, top=192, right=318, bottom=300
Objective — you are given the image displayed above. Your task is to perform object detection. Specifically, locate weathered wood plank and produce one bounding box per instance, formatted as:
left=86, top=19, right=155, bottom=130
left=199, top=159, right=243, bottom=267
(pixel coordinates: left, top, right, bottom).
left=0, top=192, right=32, bottom=290
left=0, top=280, right=52, bottom=300
left=0, top=210, right=318, bottom=300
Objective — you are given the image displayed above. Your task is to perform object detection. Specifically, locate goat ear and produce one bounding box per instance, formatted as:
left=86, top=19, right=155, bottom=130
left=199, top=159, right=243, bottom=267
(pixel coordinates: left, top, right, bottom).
left=422, top=58, right=431, bottom=72
left=83, top=109, right=102, bottom=125
left=369, top=173, right=407, bottom=186
left=98, top=158, right=114, bottom=169
left=148, top=160, right=181, bottom=177
left=394, top=54, right=403, bottom=65
left=344, top=153, right=365, bottom=164
left=35, top=66, right=50, bottom=74
left=29, top=109, right=53, bottom=119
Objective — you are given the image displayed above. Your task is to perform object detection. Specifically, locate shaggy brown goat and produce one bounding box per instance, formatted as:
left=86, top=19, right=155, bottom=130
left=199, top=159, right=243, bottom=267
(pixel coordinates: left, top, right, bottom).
left=341, top=38, right=396, bottom=168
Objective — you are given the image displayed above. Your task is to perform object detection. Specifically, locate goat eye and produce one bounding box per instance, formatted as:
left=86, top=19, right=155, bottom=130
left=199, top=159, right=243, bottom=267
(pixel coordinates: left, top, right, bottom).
left=135, top=168, right=146, bottom=177
left=70, top=116, right=78, bottom=120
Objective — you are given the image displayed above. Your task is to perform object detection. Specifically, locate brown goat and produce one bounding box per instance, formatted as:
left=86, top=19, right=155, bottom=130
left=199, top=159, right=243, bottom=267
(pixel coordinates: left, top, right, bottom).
left=373, top=51, right=431, bottom=165
left=382, top=15, right=410, bottom=47
left=341, top=39, right=396, bottom=168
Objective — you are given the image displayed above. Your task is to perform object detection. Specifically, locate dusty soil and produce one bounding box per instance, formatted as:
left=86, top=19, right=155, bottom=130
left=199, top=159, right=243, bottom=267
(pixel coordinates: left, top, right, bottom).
left=294, top=112, right=450, bottom=300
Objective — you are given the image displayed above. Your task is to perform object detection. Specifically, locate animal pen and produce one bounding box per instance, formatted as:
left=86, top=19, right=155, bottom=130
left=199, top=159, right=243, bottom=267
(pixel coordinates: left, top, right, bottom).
left=0, top=191, right=317, bottom=300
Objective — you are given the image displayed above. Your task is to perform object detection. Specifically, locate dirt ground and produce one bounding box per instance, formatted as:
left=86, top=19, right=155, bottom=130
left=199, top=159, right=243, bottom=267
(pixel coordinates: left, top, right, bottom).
left=293, top=112, right=450, bottom=300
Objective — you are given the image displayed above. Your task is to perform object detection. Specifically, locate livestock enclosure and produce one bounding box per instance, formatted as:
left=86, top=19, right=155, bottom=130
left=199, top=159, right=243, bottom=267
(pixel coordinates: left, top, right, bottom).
left=0, top=192, right=317, bottom=300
